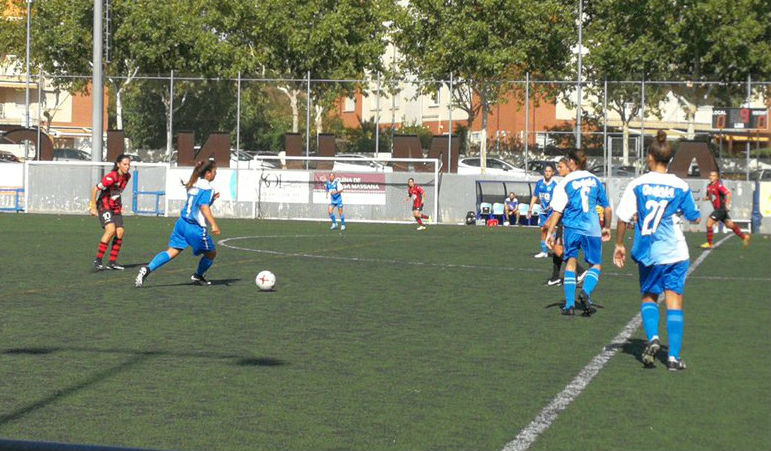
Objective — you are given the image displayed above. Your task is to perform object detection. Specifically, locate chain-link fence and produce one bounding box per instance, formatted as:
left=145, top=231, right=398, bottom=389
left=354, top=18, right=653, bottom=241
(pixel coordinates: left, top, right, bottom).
left=2, top=72, right=769, bottom=180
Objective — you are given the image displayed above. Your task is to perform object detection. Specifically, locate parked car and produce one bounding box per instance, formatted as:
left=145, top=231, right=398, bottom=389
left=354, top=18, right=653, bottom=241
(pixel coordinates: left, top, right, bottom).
left=0, top=150, right=21, bottom=163
left=230, top=150, right=277, bottom=170
left=333, top=154, right=392, bottom=173
left=457, top=157, right=528, bottom=176
left=53, top=148, right=91, bottom=161
left=589, top=165, right=637, bottom=177
left=527, top=159, right=561, bottom=174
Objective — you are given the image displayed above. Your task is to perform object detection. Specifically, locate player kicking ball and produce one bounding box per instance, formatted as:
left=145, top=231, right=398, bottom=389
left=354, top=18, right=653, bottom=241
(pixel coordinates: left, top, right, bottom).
left=614, top=131, right=701, bottom=371
left=406, top=178, right=430, bottom=230
left=136, top=160, right=221, bottom=287
left=325, top=172, right=346, bottom=231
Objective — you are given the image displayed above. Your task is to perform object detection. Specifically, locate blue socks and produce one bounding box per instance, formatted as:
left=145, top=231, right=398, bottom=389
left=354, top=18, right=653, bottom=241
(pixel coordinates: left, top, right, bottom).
left=196, top=256, right=214, bottom=277
left=540, top=241, right=548, bottom=254
left=667, top=309, right=684, bottom=360
left=329, top=214, right=337, bottom=224
left=583, top=268, right=601, bottom=296
left=564, top=270, right=576, bottom=308
left=148, top=250, right=172, bottom=272
left=641, top=302, right=660, bottom=341
left=340, top=215, right=346, bottom=226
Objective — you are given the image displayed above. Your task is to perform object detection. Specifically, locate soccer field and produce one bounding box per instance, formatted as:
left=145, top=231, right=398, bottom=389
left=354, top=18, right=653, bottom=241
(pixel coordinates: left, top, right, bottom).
left=0, top=214, right=768, bottom=451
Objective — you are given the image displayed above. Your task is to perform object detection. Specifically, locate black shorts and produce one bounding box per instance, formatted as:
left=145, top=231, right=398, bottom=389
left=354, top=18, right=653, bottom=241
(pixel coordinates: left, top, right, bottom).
left=709, top=208, right=729, bottom=222
left=98, top=209, right=124, bottom=229
left=554, top=223, right=564, bottom=244
left=412, top=204, right=423, bottom=212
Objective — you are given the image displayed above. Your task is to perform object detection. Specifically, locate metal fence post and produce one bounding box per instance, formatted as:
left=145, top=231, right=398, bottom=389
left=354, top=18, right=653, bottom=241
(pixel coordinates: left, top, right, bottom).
left=235, top=71, right=241, bottom=202
left=375, top=72, right=381, bottom=157
left=524, top=72, right=529, bottom=174
left=639, top=77, right=646, bottom=175
left=167, top=70, right=174, bottom=161
left=746, top=74, right=752, bottom=180
left=306, top=71, right=311, bottom=170
left=603, top=77, right=608, bottom=178
left=448, top=71, right=453, bottom=172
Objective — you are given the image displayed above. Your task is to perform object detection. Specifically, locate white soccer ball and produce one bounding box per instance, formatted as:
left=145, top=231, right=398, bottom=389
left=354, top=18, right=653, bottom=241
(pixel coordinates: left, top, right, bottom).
left=255, top=270, right=276, bottom=291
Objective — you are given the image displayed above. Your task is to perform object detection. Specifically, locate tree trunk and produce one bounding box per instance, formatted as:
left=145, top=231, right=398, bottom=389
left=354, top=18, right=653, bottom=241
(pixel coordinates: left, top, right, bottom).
left=314, top=104, right=324, bottom=135
left=279, top=86, right=300, bottom=133
left=480, top=91, right=489, bottom=174
left=622, top=122, right=630, bottom=166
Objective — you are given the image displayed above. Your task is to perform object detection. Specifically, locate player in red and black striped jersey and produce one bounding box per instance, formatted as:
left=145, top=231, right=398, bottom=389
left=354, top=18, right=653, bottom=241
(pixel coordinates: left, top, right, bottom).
left=700, top=170, right=750, bottom=249
left=89, top=154, right=131, bottom=270
left=406, top=178, right=430, bottom=230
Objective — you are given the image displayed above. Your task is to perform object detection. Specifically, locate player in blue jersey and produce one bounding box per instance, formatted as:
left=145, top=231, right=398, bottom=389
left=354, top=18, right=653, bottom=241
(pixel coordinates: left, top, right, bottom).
left=546, top=157, right=586, bottom=286
left=135, top=160, right=221, bottom=287
left=528, top=163, right=557, bottom=258
left=325, top=172, right=346, bottom=231
left=614, top=131, right=702, bottom=371
left=546, top=149, right=612, bottom=316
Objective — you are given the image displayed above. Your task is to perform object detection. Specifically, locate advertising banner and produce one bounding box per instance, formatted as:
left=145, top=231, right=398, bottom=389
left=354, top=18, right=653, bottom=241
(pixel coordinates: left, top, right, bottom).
left=312, top=172, right=386, bottom=205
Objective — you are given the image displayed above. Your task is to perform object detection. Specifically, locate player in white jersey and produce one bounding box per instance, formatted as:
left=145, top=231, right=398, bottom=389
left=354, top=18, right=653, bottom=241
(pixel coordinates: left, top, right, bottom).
left=325, top=172, right=346, bottom=231
left=136, top=160, right=221, bottom=287
left=614, top=131, right=701, bottom=371
left=546, top=149, right=612, bottom=316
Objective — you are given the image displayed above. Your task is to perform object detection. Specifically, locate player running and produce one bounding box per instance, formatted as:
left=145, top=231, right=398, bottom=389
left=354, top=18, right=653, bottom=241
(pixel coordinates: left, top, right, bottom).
left=135, top=160, right=221, bottom=287
left=89, top=154, right=131, bottom=271
left=700, top=170, right=750, bottom=249
left=407, top=178, right=430, bottom=230
left=528, top=163, right=557, bottom=258
left=613, top=131, right=702, bottom=371
left=545, top=157, right=586, bottom=286
left=546, top=150, right=612, bottom=316
left=325, top=172, right=346, bottom=231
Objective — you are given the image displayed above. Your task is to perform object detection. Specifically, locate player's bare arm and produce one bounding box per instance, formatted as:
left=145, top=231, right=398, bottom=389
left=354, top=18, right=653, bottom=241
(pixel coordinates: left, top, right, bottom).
left=545, top=211, right=562, bottom=249
left=200, top=205, right=220, bottom=235
left=613, top=220, right=628, bottom=268
left=89, top=186, right=99, bottom=216
left=602, top=206, right=613, bottom=242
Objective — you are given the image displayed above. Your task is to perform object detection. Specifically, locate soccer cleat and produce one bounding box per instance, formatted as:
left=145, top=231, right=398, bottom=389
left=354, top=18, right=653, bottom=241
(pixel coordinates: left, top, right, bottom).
left=533, top=252, right=549, bottom=259
left=667, top=357, right=687, bottom=371
left=330, top=223, right=338, bottom=230
left=578, top=289, right=594, bottom=316
left=108, top=262, right=125, bottom=270
left=135, top=266, right=149, bottom=288
left=341, top=224, right=346, bottom=231
left=577, top=269, right=588, bottom=283
left=560, top=306, right=575, bottom=316
left=191, top=273, right=212, bottom=286
left=641, top=338, right=661, bottom=367
left=93, top=259, right=109, bottom=271
left=699, top=242, right=713, bottom=249
left=743, top=234, right=751, bottom=247
left=416, top=225, right=427, bottom=231
left=545, top=277, right=563, bottom=287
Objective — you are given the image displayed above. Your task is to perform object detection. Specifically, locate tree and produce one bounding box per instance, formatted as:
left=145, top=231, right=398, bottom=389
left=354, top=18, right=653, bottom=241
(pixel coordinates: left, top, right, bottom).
left=241, top=0, right=393, bottom=135
left=581, top=0, right=670, bottom=165
left=394, top=0, right=575, bottom=170
left=656, top=0, right=771, bottom=137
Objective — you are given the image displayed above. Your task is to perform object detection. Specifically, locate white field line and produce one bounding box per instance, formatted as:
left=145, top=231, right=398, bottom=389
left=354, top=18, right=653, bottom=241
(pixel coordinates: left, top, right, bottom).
left=501, top=233, right=734, bottom=451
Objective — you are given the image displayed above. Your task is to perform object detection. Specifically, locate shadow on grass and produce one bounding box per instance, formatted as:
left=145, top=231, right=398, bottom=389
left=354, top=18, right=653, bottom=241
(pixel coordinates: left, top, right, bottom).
left=0, top=346, right=286, bottom=426
left=619, top=338, right=670, bottom=366
left=148, top=278, right=241, bottom=287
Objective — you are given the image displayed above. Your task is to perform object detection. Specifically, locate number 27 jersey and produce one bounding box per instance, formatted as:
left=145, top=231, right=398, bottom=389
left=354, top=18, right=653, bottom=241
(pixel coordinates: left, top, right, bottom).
left=616, top=172, right=701, bottom=266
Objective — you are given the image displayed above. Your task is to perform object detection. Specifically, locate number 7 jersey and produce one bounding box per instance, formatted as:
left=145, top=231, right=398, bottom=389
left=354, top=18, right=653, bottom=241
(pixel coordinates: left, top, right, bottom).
left=616, top=172, right=701, bottom=266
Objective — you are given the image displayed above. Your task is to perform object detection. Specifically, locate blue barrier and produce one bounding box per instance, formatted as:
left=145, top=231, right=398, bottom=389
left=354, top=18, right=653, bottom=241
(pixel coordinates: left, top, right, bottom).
left=0, top=188, right=24, bottom=212
left=132, top=171, right=165, bottom=216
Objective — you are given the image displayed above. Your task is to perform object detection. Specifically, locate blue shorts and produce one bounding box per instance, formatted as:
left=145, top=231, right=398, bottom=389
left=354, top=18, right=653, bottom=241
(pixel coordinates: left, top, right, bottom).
left=638, top=260, right=690, bottom=295
left=168, top=218, right=215, bottom=256
left=563, top=228, right=602, bottom=265
left=539, top=210, right=553, bottom=227
left=330, top=199, right=343, bottom=208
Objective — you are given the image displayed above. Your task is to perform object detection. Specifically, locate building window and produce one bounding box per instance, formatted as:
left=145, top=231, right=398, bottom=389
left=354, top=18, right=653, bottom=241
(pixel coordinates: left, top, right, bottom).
left=343, top=96, right=356, bottom=112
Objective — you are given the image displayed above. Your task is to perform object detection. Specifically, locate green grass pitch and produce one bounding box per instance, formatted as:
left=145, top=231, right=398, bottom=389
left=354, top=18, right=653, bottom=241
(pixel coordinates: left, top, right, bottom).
left=0, top=214, right=768, bottom=451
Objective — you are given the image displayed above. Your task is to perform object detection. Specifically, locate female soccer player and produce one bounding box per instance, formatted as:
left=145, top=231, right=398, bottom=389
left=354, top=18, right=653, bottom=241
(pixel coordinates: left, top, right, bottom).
left=613, top=131, right=702, bottom=371
left=135, top=160, right=221, bottom=287
left=325, top=172, right=346, bottom=231
left=90, top=154, right=131, bottom=271
left=546, top=150, right=612, bottom=316
left=528, top=163, right=557, bottom=258
left=406, top=178, right=429, bottom=230
left=545, top=158, right=585, bottom=286
left=700, top=170, right=750, bottom=249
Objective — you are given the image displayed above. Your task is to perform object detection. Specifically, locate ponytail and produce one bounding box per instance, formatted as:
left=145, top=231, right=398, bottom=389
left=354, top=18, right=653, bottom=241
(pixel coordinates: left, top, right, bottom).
left=649, top=130, right=673, bottom=164
left=184, top=159, right=216, bottom=190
